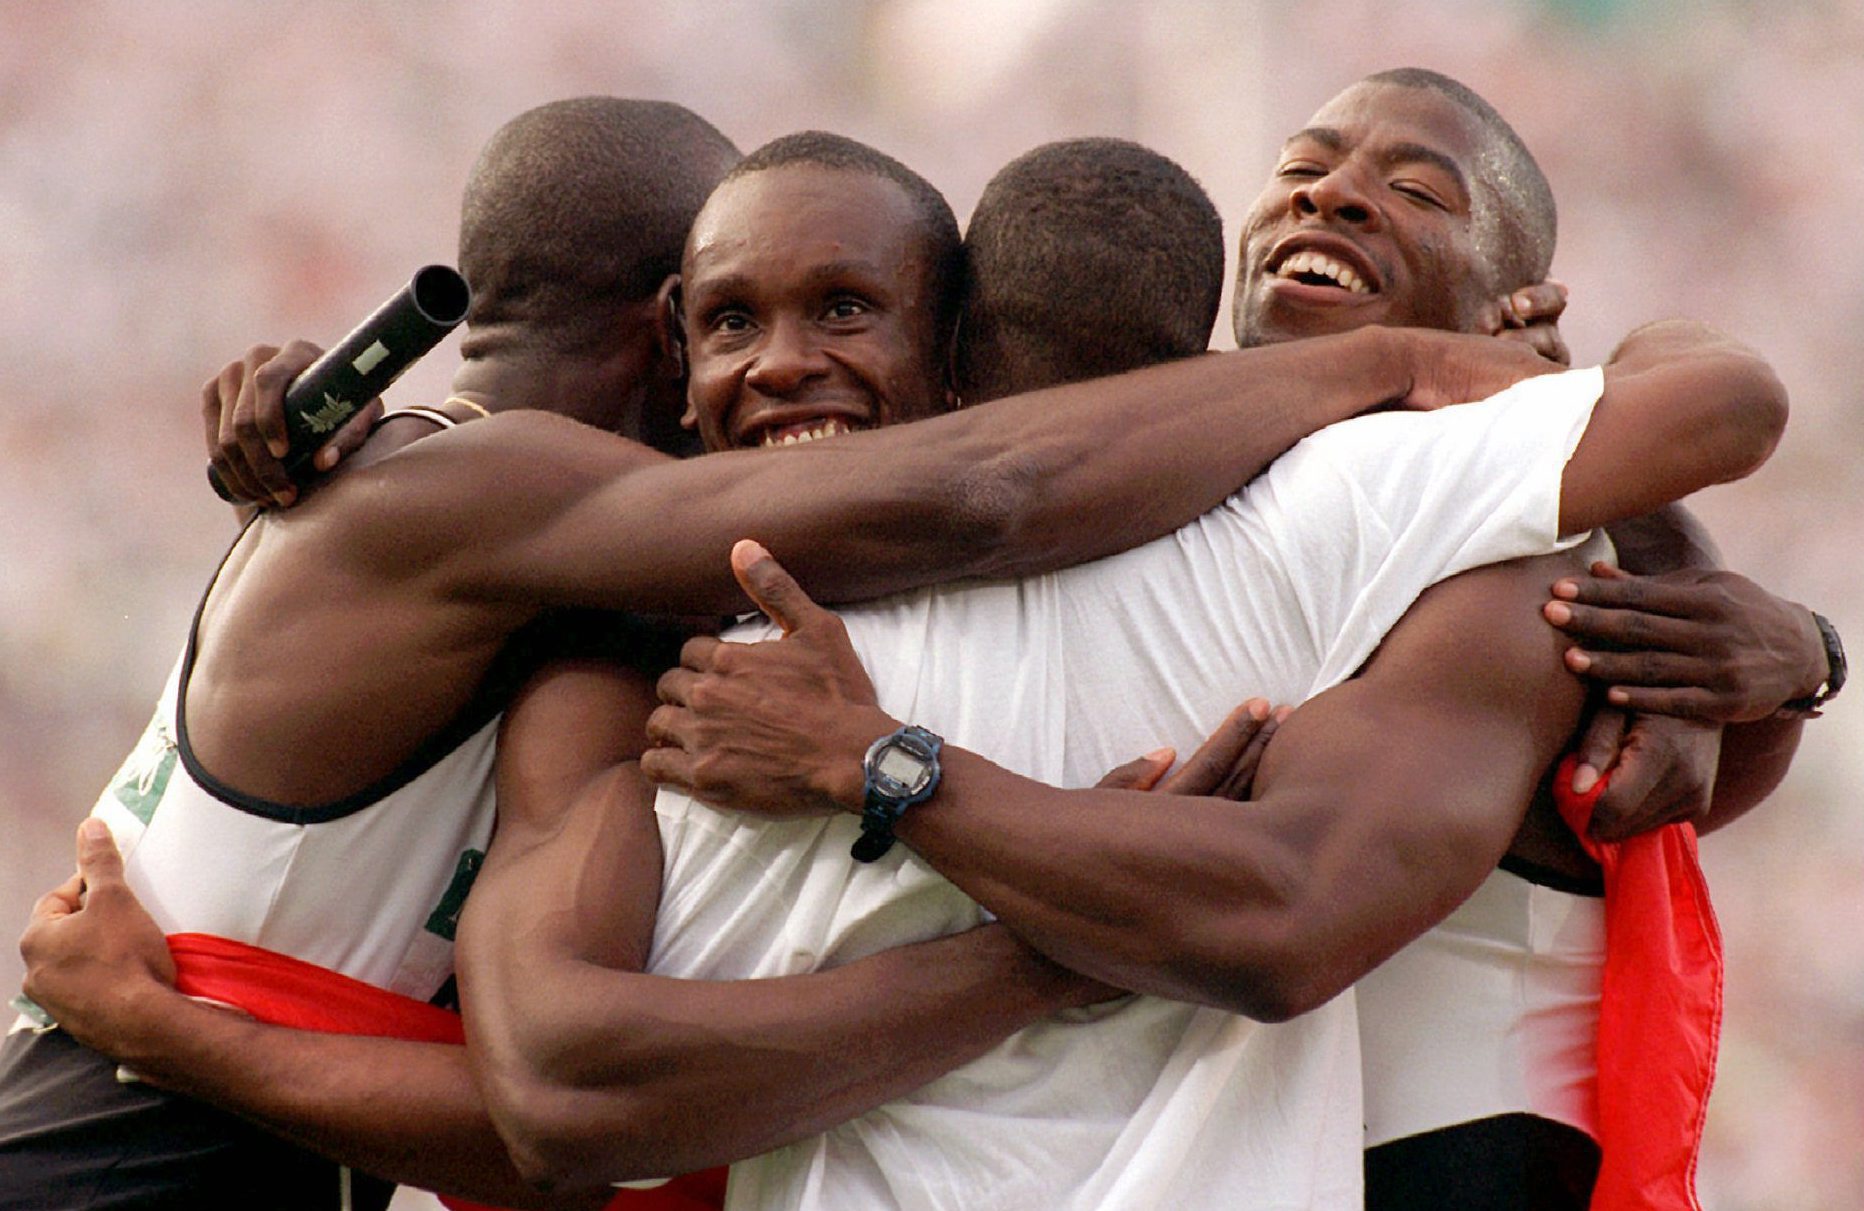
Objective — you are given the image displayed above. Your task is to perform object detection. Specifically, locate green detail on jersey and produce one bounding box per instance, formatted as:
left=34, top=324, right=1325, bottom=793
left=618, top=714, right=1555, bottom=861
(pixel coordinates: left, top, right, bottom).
left=108, top=719, right=178, bottom=825
left=9, top=994, right=54, bottom=1030
left=423, top=848, right=485, bottom=941
left=299, top=393, right=356, bottom=435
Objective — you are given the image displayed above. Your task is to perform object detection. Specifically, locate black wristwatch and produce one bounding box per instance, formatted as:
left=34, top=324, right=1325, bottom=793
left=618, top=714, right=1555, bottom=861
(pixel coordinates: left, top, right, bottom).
left=1776, top=611, right=1846, bottom=719
left=851, top=725, right=943, bottom=863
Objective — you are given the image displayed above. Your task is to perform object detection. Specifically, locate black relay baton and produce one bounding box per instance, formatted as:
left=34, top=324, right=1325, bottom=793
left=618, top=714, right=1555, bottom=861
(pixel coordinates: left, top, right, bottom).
left=207, top=264, right=472, bottom=501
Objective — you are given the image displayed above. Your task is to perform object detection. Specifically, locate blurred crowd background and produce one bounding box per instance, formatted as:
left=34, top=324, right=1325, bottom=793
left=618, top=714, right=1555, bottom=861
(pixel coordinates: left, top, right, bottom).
left=2, top=1, right=1859, bottom=1206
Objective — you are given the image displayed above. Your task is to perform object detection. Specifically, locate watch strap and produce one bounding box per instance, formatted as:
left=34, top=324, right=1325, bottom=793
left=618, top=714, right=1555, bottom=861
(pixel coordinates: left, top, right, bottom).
left=1776, top=611, right=1846, bottom=719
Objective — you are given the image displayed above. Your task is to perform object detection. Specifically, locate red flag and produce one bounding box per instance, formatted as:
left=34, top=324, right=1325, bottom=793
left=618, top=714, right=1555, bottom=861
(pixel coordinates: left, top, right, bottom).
left=1550, top=756, right=1722, bottom=1211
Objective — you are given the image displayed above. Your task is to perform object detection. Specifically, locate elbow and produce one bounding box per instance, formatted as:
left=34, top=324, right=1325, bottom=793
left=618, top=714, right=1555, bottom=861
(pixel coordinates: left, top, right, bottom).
left=935, top=445, right=1045, bottom=578
left=483, top=1069, right=622, bottom=1192
left=1156, top=864, right=1343, bottom=1022
left=1703, top=349, right=1789, bottom=485
left=1707, top=352, right=1781, bottom=476
left=1182, top=933, right=1342, bottom=1024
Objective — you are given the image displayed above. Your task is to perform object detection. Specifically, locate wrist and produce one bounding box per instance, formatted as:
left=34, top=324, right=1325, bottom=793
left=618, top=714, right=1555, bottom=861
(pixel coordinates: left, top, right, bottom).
left=1776, top=609, right=1846, bottom=718
left=829, top=708, right=903, bottom=814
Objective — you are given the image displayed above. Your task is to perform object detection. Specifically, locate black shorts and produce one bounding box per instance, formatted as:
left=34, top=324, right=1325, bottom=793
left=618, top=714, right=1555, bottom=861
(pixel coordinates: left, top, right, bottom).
left=0, top=1027, right=393, bottom=1211
left=1364, top=1111, right=1600, bottom=1211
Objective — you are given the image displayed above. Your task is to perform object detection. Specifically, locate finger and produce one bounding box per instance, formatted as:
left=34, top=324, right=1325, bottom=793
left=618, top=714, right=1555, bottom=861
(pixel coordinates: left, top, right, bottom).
left=1216, top=713, right=1284, bottom=800
left=209, top=360, right=268, bottom=505
left=656, top=666, right=699, bottom=707
left=1600, top=685, right=1721, bottom=722
left=1544, top=602, right=1700, bottom=653
left=75, top=819, right=125, bottom=890
left=1095, top=749, right=1175, bottom=792
left=731, top=540, right=829, bottom=637
left=1563, top=647, right=1709, bottom=687
left=1160, top=700, right=1270, bottom=797
left=313, top=397, right=384, bottom=472
left=639, top=744, right=696, bottom=790
left=1570, top=707, right=1629, bottom=795
left=254, top=340, right=322, bottom=459
left=1548, top=573, right=1698, bottom=618
left=1588, top=749, right=1668, bottom=842
left=28, top=873, right=85, bottom=923
left=1510, top=280, right=1568, bottom=325
left=643, top=704, right=694, bottom=750
left=678, top=634, right=725, bottom=672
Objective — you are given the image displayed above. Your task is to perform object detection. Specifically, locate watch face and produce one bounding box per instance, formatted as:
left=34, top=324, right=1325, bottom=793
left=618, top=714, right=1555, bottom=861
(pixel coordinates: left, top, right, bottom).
left=875, top=743, right=932, bottom=796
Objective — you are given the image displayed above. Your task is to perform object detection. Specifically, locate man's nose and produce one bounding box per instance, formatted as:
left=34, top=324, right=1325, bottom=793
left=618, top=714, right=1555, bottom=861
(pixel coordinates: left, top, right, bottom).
left=744, top=316, right=830, bottom=396
left=1290, top=169, right=1379, bottom=230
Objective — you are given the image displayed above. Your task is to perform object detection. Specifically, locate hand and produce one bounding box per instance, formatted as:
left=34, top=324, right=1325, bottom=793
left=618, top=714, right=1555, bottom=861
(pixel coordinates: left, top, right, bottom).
left=1544, top=563, right=1827, bottom=722
left=1095, top=699, right=1288, bottom=799
left=642, top=540, right=893, bottom=817
left=1395, top=327, right=1561, bottom=411
left=1481, top=280, right=1570, bottom=367
left=20, top=820, right=178, bottom=1056
left=201, top=341, right=381, bottom=508
left=1564, top=707, right=1723, bottom=841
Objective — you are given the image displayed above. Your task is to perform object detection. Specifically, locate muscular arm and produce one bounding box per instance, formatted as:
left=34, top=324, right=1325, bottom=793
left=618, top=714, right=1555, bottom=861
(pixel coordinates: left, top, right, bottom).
left=873, top=555, right=1588, bottom=1017
left=66, top=1005, right=593, bottom=1209
left=341, top=325, right=1550, bottom=618
left=459, top=659, right=1101, bottom=1189
left=1558, top=320, right=1785, bottom=536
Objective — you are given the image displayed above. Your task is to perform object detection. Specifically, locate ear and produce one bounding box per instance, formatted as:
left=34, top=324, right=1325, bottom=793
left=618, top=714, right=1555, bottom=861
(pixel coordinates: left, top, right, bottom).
left=655, top=275, right=697, bottom=428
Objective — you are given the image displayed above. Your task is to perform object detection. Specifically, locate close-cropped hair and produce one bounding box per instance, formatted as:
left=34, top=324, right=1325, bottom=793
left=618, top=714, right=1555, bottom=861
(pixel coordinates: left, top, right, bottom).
left=460, top=97, right=741, bottom=355
left=1365, top=67, right=1557, bottom=290
left=726, top=131, right=965, bottom=344
left=957, top=137, right=1224, bottom=403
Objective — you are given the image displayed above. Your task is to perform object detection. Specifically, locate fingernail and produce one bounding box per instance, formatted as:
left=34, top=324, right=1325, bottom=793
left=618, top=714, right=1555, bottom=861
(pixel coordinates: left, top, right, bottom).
left=1572, top=763, right=1599, bottom=794
left=267, top=439, right=288, bottom=458
left=1566, top=648, right=1591, bottom=672
left=1273, top=706, right=1294, bottom=723
left=1607, top=687, right=1629, bottom=705
left=1549, top=279, right=1568, bottom=297
left=1246, top=699, right=1270, bottom=721
left=1552, top=580, right=1578, bottom=599
left=314, top=448, right=335, bottom=471
left=1513, top=291, right=1533, bottom=314
left=79, top=819, right=108, bottom=843
left=1544, top=602, right=1572, bottom=625
left=1145, top=747, right=1174, bottom=764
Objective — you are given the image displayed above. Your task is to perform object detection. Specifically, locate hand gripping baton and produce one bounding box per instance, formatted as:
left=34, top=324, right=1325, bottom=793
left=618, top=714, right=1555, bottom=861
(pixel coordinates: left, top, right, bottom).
left=207, top=264, right=472, bottom=501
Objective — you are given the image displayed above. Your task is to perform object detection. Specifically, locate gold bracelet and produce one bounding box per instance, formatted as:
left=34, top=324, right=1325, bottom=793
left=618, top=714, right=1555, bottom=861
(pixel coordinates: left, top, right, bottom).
left=442, top=395, right=493, bottom=420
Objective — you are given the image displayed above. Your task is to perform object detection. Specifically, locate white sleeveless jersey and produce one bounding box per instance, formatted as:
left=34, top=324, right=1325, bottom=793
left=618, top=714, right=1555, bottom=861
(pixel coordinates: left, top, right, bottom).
left=650, top=368, right=1609, bottom=1211
left=88, top=646, right=497, bottom=1001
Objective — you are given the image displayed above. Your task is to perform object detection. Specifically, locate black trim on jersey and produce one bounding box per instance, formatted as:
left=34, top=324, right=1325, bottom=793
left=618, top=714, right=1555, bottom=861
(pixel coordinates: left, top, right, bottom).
left=173, top=523, right=691, bottom=825
left=1498, top=853, right=1604, bottom=898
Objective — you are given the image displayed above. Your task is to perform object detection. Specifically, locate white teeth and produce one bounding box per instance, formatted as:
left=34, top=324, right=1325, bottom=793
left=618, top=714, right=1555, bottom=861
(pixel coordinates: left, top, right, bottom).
left=759, top=418, right=852, bottom=447
left=1276, top=250, right=1371, bottom=295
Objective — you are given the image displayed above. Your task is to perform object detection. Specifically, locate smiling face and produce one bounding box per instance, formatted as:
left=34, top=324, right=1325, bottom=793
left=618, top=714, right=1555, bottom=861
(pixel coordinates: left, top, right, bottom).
left=679, top=164, right=951, bottom=453
left=1232, top=81, right=1510, bottom=347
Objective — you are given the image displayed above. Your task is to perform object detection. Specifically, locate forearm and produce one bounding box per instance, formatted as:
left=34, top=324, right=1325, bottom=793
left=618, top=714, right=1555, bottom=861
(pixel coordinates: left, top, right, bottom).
left=892, top=747, right=1315, bottom=1015
left=1703, top=715, right=1804, bottom=832
left=104, top=991, right=590, bottom=1209
left=471, top=925, right=1095, bottom=1186
left=470, top=328, right=1415, bottom=615
left=1562, top=320, right=1786, bottom=535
